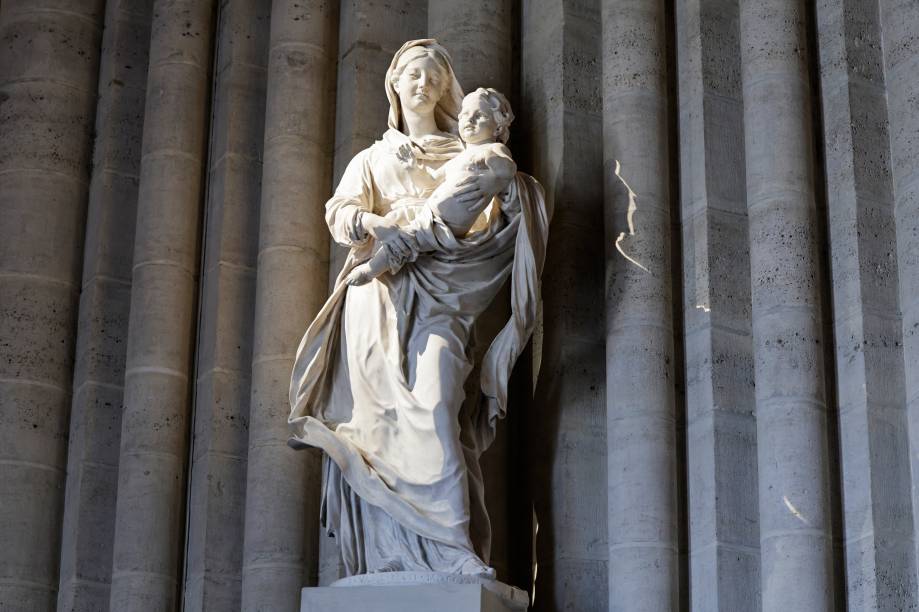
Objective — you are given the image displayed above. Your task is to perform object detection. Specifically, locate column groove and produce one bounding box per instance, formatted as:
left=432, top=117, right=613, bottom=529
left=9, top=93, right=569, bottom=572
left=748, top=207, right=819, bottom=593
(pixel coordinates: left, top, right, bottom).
left=602, top=0, right=680, bottom=610
left=0, top=1, right=105, bottom=609
left=240, top=0, right=338, bottom=607
left=56, top=2, right=154, bottom=610
left=108, top=1, right=216, bottom=610
left=739, top=0, right=836, bottom=608
left=879, top=0, right=919, bottom=597
left=183, top=1, right=270, bottom=610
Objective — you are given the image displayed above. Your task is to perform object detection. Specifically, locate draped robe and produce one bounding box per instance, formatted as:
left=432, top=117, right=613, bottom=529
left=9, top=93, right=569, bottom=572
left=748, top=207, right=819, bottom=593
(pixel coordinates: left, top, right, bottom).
left=288, top=127, right=549, bottom=575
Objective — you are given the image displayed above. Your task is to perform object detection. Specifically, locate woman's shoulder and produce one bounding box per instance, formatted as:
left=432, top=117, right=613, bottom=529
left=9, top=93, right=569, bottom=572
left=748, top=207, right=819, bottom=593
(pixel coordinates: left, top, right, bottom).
left=350, top=136, right=398, bottom=172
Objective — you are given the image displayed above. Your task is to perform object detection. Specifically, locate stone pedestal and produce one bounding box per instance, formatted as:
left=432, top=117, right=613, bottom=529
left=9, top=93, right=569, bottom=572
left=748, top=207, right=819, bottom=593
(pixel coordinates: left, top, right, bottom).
left=300, top=572, right=529, bottom=612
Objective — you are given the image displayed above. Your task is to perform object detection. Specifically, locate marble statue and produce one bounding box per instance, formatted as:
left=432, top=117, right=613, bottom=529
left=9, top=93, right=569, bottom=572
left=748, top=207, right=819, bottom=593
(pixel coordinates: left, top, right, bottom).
left=287, top=39, right=550, bottom=579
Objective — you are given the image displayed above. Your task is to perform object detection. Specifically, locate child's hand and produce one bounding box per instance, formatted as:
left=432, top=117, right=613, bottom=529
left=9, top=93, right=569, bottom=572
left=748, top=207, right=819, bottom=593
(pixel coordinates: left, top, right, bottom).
left=396, top=143, right=416, bottom=167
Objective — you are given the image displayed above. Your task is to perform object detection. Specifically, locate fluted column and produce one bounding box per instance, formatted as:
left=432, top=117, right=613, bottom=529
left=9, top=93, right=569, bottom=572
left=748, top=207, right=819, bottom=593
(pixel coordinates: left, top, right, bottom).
left=879, top=0, right=919, bottom=589
left=602, top=1, right=679, bottom=610
left=676, top=1, right=760, bottom=609
left=427, top=0, right=511, bottom=93
left=239, top=0, right=337, bottom=608
left=889, top=0, right=919, bottom=583
left=55, top=2, right=153, bottom=611
left=183, top=2, right=270, bottom=610
left=107, top=2, right=216, bottom=610
left=817, top=1, right=918, bottom=608
left=428, top=0, right=515, bottom=582
left=521, top=0, right=607, bottom=609
left=318, top=0, right=427, bottom=582
left=739, top=1, right=835, bottom=609
left=0, top=2, right=104, bottom=609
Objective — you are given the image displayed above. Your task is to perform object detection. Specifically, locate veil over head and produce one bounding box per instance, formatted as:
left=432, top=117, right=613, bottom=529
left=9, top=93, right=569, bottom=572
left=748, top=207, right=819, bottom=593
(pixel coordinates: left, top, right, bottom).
left=386, top=39, right=464, bottom=135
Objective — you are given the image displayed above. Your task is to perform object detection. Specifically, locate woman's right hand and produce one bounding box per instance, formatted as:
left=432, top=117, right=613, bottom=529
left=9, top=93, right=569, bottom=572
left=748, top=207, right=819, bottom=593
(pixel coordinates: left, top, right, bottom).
left=361, top=213, right=414, bottom=259
left=446, top=174, right=495, bottom=213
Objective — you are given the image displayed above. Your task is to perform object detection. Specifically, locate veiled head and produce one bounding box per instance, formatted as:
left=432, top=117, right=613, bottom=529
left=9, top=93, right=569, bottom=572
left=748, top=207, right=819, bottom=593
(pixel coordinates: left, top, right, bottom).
left=386, top=39, right=463, bottom=135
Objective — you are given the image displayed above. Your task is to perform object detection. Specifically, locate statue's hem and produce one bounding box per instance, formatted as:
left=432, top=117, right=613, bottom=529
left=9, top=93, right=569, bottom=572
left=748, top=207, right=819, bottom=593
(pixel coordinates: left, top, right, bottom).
left=288, top=422, right=474, bottom=550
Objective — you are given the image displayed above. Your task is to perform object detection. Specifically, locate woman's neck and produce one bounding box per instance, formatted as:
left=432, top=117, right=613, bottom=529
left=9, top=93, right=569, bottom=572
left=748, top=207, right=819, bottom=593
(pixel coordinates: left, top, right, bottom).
left=402, top=107, right=439, bottom=139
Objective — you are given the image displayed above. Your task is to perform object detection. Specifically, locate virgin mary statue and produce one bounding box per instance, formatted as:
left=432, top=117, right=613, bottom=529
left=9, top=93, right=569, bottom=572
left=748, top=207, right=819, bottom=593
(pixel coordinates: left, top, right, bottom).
left=288, top=39, right=550, bottom=577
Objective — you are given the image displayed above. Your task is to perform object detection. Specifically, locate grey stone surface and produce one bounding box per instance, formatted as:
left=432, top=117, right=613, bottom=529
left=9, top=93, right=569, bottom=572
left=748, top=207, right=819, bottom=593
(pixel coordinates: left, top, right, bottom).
left=601, top=1, right=679, bottom=610
left=817, top=0, right=919, bottom=609
left=106, top=1, right=215, bottom=611
left=1, top=3, right=919, bottom=611
left=520, top=1, right=607, bottom=610
left=239, top=0, right=337, bottom=609
left=880, top=0, right=919, bottom=593
left=0, top=1, right=104, bottom=609
left=55, top=3, right=152, bottom=612
left=428, top=0, right=512, bottom=94
left=428, top=0, right=515, bottom=584
left=739, top=0, right=835, bottom=609
left=676, top=1, right=761, bottom=610
left=183, top=2, right=269, bottom=611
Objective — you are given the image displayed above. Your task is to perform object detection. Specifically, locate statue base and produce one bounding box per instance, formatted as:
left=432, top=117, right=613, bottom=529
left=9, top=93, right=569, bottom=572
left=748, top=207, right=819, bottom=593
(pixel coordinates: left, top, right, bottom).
left=300, top=571, right=529, bottom=611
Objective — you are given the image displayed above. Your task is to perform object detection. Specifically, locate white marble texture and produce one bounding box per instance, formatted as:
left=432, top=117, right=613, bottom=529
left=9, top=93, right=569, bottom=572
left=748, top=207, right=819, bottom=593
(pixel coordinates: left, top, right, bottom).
left=288, top=39, right=549, bottom=579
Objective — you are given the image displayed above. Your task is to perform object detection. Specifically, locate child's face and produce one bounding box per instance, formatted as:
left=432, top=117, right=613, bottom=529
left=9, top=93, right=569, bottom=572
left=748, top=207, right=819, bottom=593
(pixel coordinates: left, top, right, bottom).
left=458, top=95, right=498, bottom=145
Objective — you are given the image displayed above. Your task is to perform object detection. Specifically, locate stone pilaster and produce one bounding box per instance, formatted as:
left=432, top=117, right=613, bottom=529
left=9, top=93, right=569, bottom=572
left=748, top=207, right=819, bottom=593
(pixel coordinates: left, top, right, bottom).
left=0, top=1, right=104, bottom=609
left=427, top=0, right=512, bottom=93
left=318, top=0, right=427, bottom=583
left=879, top=1, right=919, bottom=592
left=521, top=0, right=607, bottom=609
left=239, top=0, right=337, bottom=608
left=601, top=1, right=680, bottom=609
left=108, top=1, right=215, bottom=609
left=739, top=0, right=835, bottom=609
left=55, top=2, right=153, bottom=611
left=183, top=2, right=270, bottom=610
left=676, top=1, right=760, bottom=609
left=817, top=0, right=918, bottom=608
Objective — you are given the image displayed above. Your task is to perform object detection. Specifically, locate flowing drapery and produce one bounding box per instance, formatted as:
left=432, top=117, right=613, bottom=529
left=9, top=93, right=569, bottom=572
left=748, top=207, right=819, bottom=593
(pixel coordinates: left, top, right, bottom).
left=288, top=127, right=548, bottom=573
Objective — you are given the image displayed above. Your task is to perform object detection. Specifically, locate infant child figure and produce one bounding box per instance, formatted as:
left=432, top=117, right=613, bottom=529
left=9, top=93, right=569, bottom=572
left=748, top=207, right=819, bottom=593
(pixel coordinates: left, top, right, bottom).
left=345, top=87, right=518, bottom=286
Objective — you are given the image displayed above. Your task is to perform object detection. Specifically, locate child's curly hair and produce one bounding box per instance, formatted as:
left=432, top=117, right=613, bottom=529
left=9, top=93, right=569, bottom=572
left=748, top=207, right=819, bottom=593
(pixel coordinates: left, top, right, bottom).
left=469, top=87, right=515, bottom=143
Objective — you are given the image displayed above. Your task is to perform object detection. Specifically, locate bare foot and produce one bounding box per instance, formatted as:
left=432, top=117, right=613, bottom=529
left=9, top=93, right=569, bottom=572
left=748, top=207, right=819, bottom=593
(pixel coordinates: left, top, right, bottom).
left=373, top=558, right=404, bottom=573
left=460, top=557, right=496, bottom=579
left=346, top=263, right=373, bottom=286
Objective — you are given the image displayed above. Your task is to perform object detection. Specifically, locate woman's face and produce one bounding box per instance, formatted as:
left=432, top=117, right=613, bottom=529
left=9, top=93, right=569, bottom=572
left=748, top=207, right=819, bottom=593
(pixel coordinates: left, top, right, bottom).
left=395, top=55, right=446, bottom=115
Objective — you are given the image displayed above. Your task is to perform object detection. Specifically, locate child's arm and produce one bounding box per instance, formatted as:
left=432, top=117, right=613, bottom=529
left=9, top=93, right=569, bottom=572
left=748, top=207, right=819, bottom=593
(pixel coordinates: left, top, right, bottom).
left=485, top=144, right=519, bottom=216
left=425, top=164, right=446, bottom=181
left=483, top=143, right=517, bottom=192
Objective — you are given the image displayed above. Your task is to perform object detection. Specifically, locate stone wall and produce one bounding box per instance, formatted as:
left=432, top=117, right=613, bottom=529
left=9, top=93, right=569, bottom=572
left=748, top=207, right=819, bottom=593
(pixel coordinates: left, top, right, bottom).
left=0, top=0, right=917, bottom=610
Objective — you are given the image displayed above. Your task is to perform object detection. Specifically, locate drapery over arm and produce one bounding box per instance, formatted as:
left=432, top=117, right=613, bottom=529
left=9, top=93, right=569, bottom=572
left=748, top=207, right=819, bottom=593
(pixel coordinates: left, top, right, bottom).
left=325, top=148, right=375, bottom=247
left=478, top=173, right=551, bottom=446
